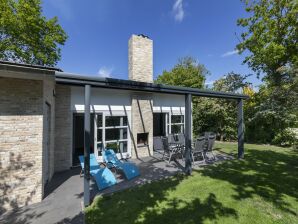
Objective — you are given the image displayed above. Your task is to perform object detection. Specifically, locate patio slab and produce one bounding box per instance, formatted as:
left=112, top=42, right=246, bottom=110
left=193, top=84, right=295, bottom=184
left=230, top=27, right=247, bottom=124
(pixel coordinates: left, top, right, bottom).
left=0, top=168, right=84, bottom=224
left=0, top=150, right=233, bottom=224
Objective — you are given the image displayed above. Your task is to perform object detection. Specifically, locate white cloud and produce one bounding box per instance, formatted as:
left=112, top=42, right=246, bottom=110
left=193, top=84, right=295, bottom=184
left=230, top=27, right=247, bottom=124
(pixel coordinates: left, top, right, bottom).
left=172, top=0, right=184, bottom=22
left=97, top=66, right=113, bottom=78
left=221, top=50, right=239, bottom=57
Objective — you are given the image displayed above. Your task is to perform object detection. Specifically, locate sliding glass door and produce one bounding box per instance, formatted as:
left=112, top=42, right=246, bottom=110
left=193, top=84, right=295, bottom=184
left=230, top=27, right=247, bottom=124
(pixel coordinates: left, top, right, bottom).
left=94, top=113, right=130, bottom=161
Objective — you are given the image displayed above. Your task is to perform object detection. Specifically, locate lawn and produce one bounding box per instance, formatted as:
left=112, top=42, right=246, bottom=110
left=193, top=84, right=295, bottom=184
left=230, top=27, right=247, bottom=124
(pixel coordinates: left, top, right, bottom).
left=85, top=142, right=298, bottom=224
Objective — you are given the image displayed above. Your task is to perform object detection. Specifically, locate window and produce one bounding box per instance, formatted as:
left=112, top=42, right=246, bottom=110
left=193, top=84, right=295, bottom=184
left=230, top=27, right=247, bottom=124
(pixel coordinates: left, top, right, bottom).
left=96, top=114, right=129, bottom=156
left=170, top=115, right=184, bottom=134
left=96, top=115, right=103, bottom=155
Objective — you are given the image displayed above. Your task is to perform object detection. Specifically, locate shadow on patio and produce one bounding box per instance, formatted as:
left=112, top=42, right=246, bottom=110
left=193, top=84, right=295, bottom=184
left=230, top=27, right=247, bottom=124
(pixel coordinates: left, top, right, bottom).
left=0, top=149, right=236, bottom=224
left=0, top=168, right=84, bottom=224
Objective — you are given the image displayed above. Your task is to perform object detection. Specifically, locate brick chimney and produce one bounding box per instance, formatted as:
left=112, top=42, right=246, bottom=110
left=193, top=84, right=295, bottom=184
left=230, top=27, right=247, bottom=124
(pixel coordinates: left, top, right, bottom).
left=128, top=34, right=153, bottom=83
left=128, top=34, right=154, bottom=158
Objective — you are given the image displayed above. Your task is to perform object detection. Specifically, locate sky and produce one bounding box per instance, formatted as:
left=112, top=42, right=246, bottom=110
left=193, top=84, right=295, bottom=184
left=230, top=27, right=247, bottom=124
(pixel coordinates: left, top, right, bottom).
left=42, top=0, right=262, bottom=87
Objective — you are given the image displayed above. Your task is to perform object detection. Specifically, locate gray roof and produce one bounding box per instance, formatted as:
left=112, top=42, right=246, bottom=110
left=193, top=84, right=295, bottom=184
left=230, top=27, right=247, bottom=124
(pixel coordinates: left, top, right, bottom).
left=0, top=60, right=249, bottom=100
left=0, top=60, right=62, bottom=72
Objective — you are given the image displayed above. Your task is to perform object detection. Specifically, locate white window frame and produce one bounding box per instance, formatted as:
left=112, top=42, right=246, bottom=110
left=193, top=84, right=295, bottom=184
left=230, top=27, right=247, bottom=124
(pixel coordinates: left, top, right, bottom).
left=169, top=114, right=185, bottom=134
left=94, top=112, right=131, bottom=161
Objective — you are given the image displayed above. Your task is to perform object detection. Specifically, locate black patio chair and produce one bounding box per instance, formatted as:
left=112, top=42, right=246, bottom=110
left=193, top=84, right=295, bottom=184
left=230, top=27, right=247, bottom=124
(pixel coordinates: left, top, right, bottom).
left=205, top=134, right=216, bottom=160
left=161, top=137, right=182, bottom=163
left=177, top=133, right=185, bottom=145
left=191, top=136, right=206, bottom=163
left=167, top=134, right=176, bottom=144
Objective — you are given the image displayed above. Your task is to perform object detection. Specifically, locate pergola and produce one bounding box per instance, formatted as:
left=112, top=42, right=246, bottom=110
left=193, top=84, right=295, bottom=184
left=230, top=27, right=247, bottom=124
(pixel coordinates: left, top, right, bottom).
left=56, top=72, right=249, bottom=206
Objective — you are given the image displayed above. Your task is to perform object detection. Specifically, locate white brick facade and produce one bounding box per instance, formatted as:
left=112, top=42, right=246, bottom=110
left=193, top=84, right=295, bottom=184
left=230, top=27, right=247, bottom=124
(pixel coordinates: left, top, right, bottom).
left=128, top=34, right=153, bottom=83
left=129, top=35, right=154, bottom=158
left=0, top=77, right=44, bottom=213
left=54, top=84, right=72, bottom=172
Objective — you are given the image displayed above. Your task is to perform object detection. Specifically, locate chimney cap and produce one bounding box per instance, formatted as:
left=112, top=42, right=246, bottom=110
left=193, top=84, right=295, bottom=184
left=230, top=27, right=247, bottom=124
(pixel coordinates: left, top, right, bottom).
left=137, top=34, right=150, bottom=39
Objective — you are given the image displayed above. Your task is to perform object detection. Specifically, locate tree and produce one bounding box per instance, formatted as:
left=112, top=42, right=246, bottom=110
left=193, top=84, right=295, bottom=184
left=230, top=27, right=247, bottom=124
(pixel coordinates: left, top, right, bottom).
left=244, top=66, right=298, bottom=146
left=155, top=57, right=208, bottom=88
left=237, top=0, right=298, bottom=146
left=155, top=57, right=209, bottom=137
left=237, top=0, right=298, bottom=85
left=0, top=0, right=67, bottom=66
left=212, top=72, right=251, bottom=93
left=194, top=72, right=251, bottom=140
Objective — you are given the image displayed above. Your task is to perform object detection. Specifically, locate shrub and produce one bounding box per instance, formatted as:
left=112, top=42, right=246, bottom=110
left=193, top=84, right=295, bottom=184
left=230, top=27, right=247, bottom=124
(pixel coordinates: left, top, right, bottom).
left=272, top=128, right=298, bottom=148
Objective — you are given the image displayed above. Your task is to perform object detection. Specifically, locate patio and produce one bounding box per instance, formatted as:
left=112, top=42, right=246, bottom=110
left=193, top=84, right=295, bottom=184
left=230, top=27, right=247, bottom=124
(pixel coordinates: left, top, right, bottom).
left=0, top=148, right=233, bottom=224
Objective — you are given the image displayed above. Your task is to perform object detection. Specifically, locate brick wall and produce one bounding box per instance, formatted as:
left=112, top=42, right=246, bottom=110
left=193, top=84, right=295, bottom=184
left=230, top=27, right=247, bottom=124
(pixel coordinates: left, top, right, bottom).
left=128, top=34, right=154, bottom=158
left=130, top=95, right=153, bottom=158
left=128, top=34, right=153, bottom=83
left=54, top=84, right=72, bottom=172
left=42, top=76, right=55, bottom=186
left=0, top=77, right=43, bottom=213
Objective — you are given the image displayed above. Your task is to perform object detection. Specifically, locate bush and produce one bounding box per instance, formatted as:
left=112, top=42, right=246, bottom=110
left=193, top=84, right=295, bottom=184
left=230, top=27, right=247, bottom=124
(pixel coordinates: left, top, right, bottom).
left=272, top=128, right=298, bottom=148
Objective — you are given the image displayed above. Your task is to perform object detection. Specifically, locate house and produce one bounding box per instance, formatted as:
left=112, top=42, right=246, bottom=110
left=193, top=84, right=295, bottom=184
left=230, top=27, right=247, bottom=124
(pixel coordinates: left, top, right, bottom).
left=0, top=34, right=247, bottom=212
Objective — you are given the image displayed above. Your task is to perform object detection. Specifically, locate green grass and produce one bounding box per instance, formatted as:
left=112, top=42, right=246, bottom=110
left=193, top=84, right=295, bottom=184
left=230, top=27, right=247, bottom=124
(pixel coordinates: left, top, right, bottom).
left=85, top=142, right=298, bottom=224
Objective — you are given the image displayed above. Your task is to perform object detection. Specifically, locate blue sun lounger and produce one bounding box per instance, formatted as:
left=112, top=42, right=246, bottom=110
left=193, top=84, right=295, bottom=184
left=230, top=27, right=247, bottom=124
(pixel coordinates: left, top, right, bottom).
left=79, top=154, right=117, bottom=190
left=103, top=149, right=140, bottom=180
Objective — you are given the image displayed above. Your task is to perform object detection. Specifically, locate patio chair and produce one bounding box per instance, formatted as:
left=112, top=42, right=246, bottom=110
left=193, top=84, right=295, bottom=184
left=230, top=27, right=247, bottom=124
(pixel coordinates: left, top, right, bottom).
left=204, top=132, right=212, bottom=139
left=161, top=137, right=183, bottom=163
left=205, top=134, right=216, bottom=160
left=192, top=136, right=206, bottom=163
left=103, top=149, right=140, bottom=180
left=167, top=134, right=176, bottom=144
left=79, top=154, right=117, bottom=190
left=177, top=133, right=185, bottom=145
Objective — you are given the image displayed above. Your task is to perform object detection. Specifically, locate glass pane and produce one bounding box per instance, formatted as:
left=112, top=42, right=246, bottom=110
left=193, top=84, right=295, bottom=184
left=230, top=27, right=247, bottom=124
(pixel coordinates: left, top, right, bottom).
left=119, top=141, right=128, bottom=153
left=106, top=116, right=128, bottom=127
left=97, top=114, right=103, bottom=127
left=97, top=143, right=103, bottom=156
left=97, top=129, right=102, bottom=141
left=106, top=142, right=128, bottom=154
left=171, top=124, right=183, bottom=134
left=106, top=116, right=120, bottom=126
left=122, top=117, right=128, bottom=126
left=171, top=115, right=184, bottom=124
left=105, top=128, right=127, bottom=141
left=106, top=142, right=119, bottom=153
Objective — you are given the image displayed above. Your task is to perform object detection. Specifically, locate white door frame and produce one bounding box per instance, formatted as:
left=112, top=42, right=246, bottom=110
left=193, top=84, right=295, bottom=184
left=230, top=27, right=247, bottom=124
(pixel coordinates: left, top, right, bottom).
left=94, top=111, right=131, bottom=161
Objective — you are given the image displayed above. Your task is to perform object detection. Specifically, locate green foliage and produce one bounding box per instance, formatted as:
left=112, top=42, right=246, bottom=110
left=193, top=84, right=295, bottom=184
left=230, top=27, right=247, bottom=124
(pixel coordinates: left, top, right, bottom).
left=244, top=66, right=298, bottom=145
left=237, top=0, right=298, bottom=85
left=272, top=128, right=298, bottom=147
left=0, top=0, right=67, bottom=66
left=194, top=72, right=251, bottom=140
left=155, top=56, right=208, bottom=88
left=236, top=0, right=298, bottom=146
left=156, top=56, right=210, bottom=137
left=193, top=98, right=237, bottom=140
left=213, top=72, right=251, bottom=93
left=106, top=142, right=119, bottom=153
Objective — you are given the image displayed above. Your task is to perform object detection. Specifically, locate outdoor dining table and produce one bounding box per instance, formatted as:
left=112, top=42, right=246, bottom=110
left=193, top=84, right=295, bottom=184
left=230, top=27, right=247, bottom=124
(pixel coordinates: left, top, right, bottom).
left=169, top=142, right=185, bottom=158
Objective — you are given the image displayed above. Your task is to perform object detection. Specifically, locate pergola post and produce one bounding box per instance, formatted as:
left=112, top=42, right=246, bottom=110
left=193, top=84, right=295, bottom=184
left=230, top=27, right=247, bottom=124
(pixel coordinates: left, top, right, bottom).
left=184, top=93, right=192, bottom=175
left=84, top=84, right=91, bottom=207
left=237, top=99, right=244, bottom=159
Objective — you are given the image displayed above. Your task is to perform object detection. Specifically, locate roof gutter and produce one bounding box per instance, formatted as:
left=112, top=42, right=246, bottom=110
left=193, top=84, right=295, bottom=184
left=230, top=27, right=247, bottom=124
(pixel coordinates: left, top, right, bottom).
left=55, top=72, right=249, bottom=100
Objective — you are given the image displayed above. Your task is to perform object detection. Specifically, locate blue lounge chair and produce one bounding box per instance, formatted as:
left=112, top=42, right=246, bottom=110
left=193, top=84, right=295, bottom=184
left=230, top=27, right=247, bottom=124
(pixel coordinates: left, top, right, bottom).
left=103, top=149, right=140, bottom=180
left=79, top=154, right=117, bottom=190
